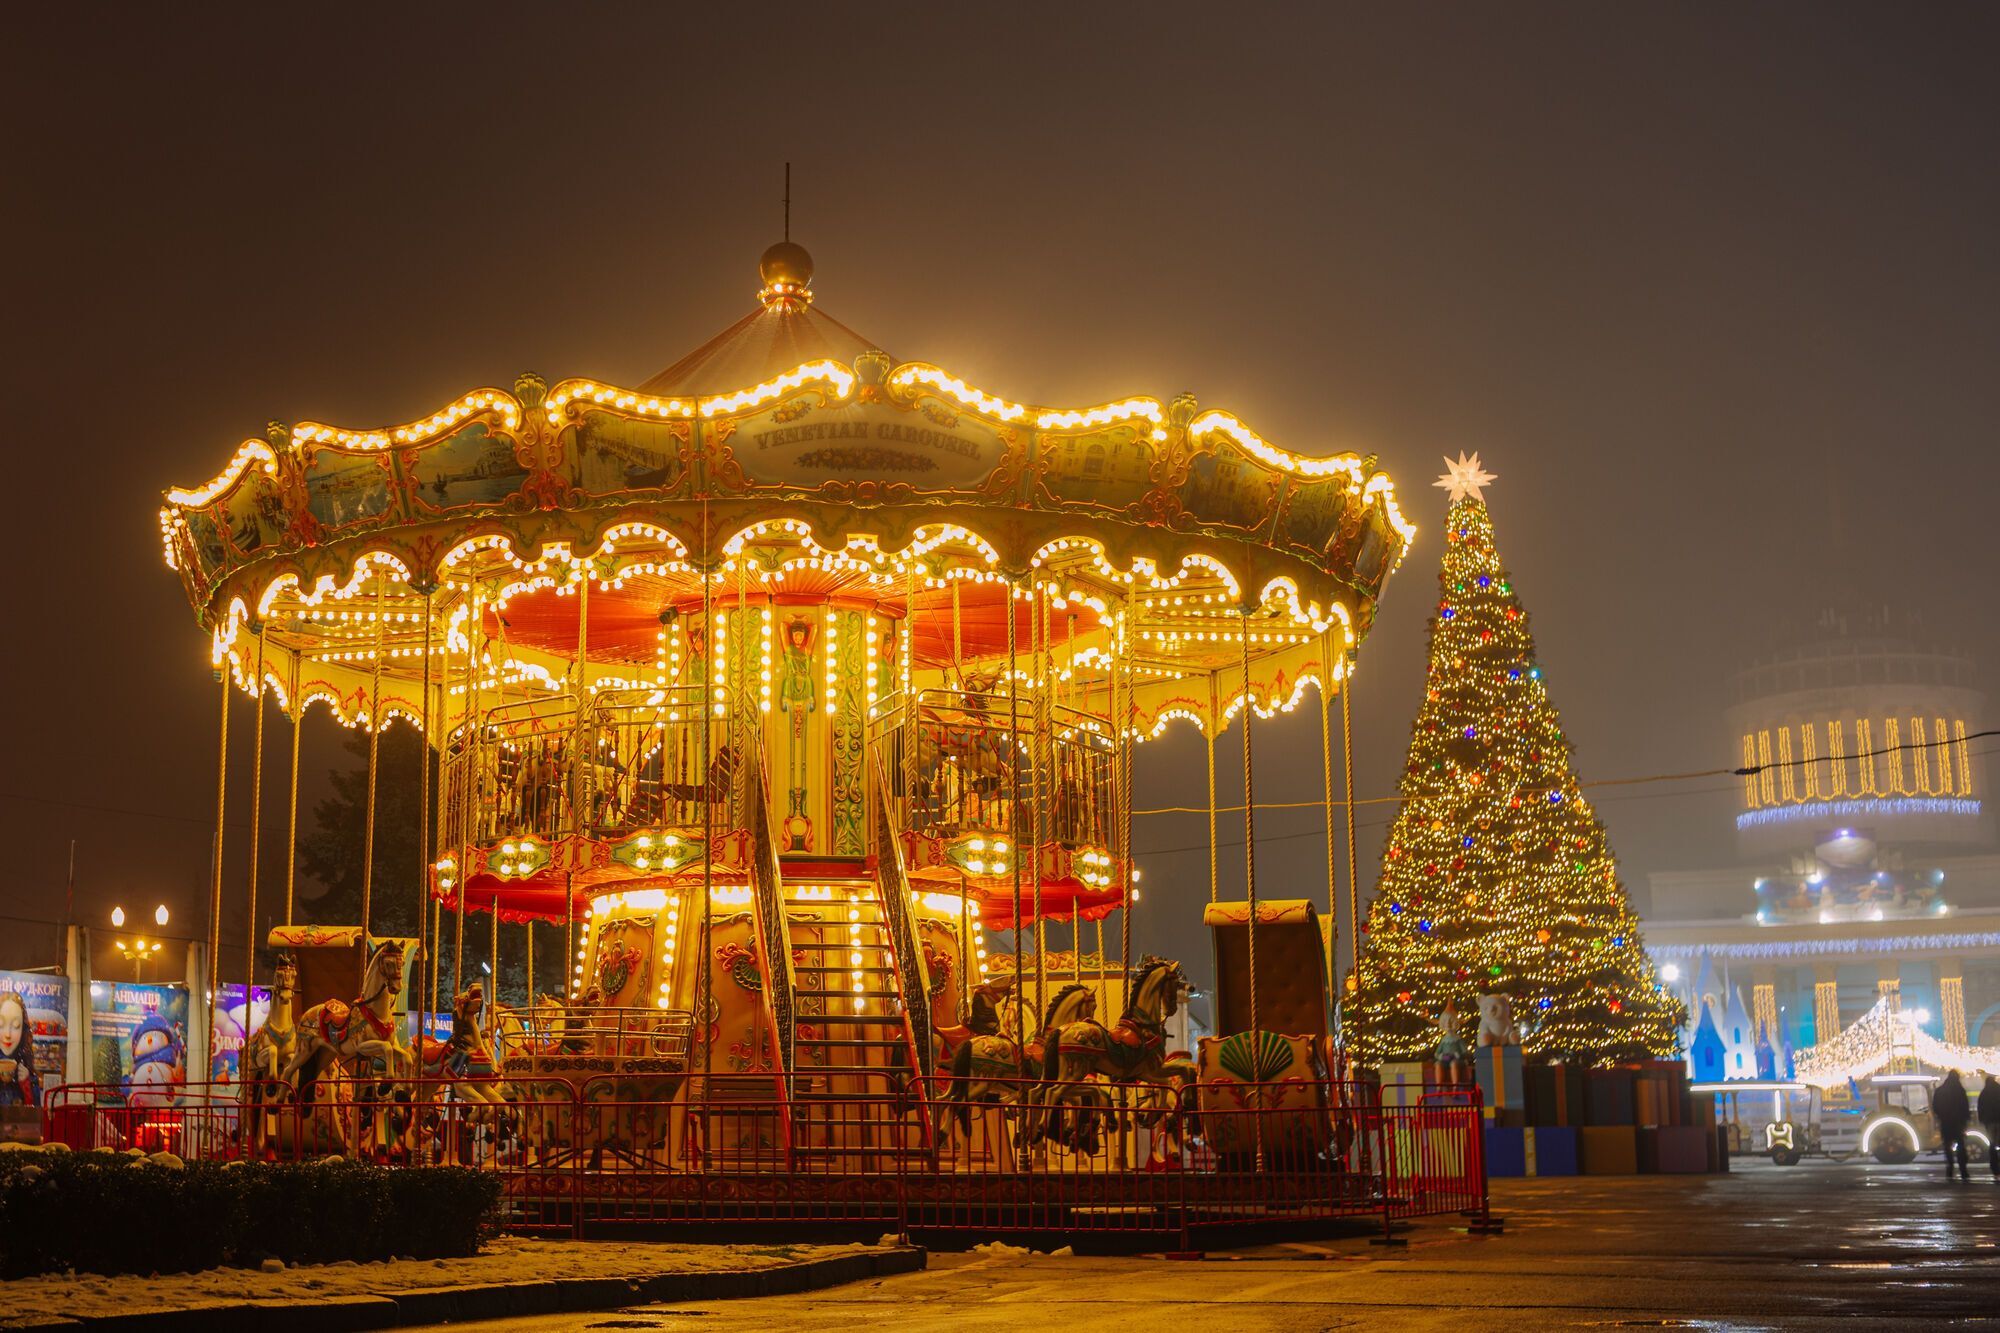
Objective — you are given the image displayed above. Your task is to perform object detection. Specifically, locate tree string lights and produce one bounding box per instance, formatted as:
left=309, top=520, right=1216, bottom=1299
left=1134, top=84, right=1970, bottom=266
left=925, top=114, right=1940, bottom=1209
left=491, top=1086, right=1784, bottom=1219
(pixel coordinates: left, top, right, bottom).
left=1350, top=462, right=1682, bottom=1065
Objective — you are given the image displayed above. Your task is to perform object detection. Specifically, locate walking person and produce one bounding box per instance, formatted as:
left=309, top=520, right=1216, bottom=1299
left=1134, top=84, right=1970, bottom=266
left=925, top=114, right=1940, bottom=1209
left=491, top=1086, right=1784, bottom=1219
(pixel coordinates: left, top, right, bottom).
left=1932, top=1069, right=1972, bottom=1182
left=1979, top=1072, right=2000, bottom=1180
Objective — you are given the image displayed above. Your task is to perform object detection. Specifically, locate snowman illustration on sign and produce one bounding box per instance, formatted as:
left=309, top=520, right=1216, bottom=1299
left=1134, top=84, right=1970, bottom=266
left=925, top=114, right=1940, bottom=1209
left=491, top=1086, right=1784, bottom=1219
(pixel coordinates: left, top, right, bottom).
left=124, top=1013, right=186, bottom=1108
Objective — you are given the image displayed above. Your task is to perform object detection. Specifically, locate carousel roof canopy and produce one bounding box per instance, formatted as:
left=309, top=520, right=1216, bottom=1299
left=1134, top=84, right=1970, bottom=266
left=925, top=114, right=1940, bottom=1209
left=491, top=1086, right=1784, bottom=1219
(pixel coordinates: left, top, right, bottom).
left=639, top=243, right=881, bottom=396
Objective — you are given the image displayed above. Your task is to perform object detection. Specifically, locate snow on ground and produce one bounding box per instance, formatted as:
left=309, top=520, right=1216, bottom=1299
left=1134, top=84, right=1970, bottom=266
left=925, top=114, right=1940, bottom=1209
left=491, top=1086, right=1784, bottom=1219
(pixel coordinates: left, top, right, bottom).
left=1, top=1235, right=893, bottom=1326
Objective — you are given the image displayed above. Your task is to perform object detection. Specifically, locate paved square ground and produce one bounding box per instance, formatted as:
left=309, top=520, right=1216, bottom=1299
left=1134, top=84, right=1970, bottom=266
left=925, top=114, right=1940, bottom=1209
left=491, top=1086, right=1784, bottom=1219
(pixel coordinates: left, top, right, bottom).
left=462, top=1157, right=2000, bottom=1331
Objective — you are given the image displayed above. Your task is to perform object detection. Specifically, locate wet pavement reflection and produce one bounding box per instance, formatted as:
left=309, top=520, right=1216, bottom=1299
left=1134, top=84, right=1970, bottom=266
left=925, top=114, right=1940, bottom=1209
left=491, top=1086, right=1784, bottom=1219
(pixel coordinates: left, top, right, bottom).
left=456, top=1157, right=2000, bottom=1332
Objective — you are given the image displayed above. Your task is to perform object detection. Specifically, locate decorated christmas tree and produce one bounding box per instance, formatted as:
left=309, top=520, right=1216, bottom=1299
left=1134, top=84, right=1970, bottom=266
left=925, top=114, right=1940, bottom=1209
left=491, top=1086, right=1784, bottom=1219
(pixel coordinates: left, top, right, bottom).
left=1350, top=454, right=1683, bottom=1065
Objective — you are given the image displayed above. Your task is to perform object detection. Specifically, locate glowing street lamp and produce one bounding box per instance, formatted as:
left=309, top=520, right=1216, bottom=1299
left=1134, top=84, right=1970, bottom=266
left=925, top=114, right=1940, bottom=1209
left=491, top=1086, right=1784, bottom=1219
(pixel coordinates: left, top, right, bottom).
left=110, top=906, right=169, bottom=982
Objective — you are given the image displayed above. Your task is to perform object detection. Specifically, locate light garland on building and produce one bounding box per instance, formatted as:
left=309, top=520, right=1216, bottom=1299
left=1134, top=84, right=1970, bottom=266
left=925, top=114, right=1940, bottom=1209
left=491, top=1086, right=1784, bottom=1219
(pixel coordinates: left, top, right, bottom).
left=1793, top=995, right=2000, bottom=1087
left=1736, top=797, right=1981, bottom=829
left=1647, top=932, right=2000, bottom=962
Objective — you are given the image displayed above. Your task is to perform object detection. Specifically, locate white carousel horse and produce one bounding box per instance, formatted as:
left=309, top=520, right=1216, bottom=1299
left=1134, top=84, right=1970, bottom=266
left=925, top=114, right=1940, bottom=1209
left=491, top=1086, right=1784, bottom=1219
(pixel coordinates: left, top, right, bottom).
left=239, top=954, right=299, bottom=1152
left=278, top=940, right=414, bottom=1154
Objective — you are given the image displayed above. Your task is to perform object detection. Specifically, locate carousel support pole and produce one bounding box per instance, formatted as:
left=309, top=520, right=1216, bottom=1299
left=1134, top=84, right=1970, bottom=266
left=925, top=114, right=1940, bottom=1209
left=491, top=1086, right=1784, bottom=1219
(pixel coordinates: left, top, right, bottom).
left=700, top=545, right=716, bottom=1089
left=1093, top=918, right=1108, bottom=1017
left=245, top=629, right=266, bottom=1020
left=489, top=905, right=500, bottom=1028
left=563, top=872, right=575, bottom=1003
left=1030, top=574, right=1047, bottom=1023
left=901, top=562, right=917, bottom=904
left=454, top=582, right=481, bottom=996
left=417, top=589, right=434, bottom=1018
left=950, top=576, right=964, bottom=691
left=571, top=560, right=592, bottom=840
left=285, top=654, right=301, bottom=926
left=1117, top=597, right=1133, bottom=984
left=1240, top=608, right=1264, bottom=1173
left=524, top=917, right=534, bottom=1007
left=735, top=555, right=749, bottom=835
left=1340, top=654, right=1361, bottom=1024
left=1006, top=574, right=1025, bottom=1040
left=1240, top=613, right=1260, bottom=1036
left=1318, top=632, right=1340, bottom=1009
left=958, top=869, right=971, bottom=1015
left=1206, top=675, right=1219, bottom=904
left=429, top=605, right=450, bottom=1019
left=949, top=576, right=966, bottom=833
left=207, top=669, right=231, bottom=1069
left=431, top=899, right=443, bottom=1017
left=361, top=572, right=386, bottom=934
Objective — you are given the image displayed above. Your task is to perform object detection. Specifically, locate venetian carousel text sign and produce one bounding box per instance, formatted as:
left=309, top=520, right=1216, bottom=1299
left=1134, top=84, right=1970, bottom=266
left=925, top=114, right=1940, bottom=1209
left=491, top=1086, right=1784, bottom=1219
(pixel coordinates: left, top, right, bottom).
left=737, top=404, right=1003, bottom=489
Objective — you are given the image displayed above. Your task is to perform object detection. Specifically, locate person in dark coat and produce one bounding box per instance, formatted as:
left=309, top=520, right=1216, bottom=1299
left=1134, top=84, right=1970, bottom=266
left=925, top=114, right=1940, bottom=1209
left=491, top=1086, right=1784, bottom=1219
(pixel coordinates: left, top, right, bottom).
left=1932, top=1070, right=1971, bottom=1182
left=1979, top=1073, right=2000, bottom=1180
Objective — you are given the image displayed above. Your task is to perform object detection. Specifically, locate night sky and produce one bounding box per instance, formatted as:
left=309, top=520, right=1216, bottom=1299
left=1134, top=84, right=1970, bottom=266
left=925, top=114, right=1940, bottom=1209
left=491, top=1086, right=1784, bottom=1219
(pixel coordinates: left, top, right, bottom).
left=7, top=6, right=1997, bottom=983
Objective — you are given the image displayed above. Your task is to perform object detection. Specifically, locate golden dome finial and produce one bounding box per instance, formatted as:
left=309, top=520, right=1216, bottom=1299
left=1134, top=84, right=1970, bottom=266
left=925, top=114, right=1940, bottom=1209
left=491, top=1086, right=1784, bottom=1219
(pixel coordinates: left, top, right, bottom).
left=758, top=241, right=814, bottom=311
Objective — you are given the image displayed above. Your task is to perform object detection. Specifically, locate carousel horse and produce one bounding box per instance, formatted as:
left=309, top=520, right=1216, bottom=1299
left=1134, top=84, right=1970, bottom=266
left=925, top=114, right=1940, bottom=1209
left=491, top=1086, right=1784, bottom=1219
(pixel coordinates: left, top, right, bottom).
left=942, top=980, right=1098, bottom=1147
left=556, top=984, right=606, bottom=1054
left=414, top=983, right=515, bottom=1157
left=918, top=977, right=1008, bottom=1112
left=933, top=976, right=1011, bottom=1065
left=660, top=744, right=739, bottom=806
left=238, top=954, right=299, bottom=1151
left=1026, top=958, right=1194, bottom=1155
left=488, top=992, right=569, bottom=1061
left=279, top=940, right=414, bottom=1154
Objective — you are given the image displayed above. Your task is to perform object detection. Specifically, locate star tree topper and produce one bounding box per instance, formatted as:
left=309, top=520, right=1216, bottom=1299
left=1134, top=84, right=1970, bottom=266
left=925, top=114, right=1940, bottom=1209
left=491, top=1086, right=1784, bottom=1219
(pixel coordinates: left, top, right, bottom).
left=1435, top=451, right=1497, bottom=503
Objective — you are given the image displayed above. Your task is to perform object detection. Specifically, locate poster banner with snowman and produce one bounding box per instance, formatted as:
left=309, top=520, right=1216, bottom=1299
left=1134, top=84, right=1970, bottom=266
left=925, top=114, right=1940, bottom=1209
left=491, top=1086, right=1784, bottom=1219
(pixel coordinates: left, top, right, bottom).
left=0, top=971, right=69, bottom=1109
left=88, top=982, right=188, bottom=1107
left=208, top=984, right=271, bottom=1086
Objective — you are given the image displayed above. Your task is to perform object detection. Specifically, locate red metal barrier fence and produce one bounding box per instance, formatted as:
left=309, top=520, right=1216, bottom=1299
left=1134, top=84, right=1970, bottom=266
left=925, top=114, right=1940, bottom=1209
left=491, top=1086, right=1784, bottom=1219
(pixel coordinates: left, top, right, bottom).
left=45, top=1076, right=1489, bottom=1243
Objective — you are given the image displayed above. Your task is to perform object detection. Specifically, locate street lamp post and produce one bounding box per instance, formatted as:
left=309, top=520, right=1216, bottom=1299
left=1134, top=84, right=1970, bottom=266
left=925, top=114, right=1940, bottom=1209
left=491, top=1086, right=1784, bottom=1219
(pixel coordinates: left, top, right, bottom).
left=110, top=906, right=170, bottom=983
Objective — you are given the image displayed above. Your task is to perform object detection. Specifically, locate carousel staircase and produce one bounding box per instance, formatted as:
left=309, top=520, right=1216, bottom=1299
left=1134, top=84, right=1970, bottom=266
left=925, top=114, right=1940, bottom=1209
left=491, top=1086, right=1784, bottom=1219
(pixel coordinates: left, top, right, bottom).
left=783, top=879, right=933, bottom=1172
left=737, top=743, right=935, bottom=1173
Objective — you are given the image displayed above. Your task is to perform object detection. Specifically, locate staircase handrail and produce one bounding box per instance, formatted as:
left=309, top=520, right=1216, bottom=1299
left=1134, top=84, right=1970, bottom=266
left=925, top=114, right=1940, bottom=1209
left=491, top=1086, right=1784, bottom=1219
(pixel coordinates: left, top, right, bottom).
left=743, top=740, right=798, bottom=1076
left=868, top=751, right=937, bottom=1077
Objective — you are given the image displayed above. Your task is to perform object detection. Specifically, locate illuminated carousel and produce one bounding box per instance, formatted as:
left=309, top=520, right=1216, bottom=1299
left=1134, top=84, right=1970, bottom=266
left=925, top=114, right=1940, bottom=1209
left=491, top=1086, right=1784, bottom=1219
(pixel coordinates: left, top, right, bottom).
left=155, top=243, right=1442, bottom=1223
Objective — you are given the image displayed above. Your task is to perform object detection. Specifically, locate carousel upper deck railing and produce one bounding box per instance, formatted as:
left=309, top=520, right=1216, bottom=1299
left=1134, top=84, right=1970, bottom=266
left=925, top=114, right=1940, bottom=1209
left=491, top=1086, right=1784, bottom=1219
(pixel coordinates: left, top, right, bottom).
left=442, top=685, right=742, bottom=853
left=582, top=686, right=741, bottom=842
left=868, top=687, right=1117, bottom=851
left=491, top=1003, right=695, bottom=1074
left=438, top=693, right=581, bottom=856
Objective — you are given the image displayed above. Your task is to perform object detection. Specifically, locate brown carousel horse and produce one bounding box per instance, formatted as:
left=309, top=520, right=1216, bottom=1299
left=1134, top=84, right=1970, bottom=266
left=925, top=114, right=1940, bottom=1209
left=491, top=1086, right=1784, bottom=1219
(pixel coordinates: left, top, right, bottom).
left=411, top=983, right=517, bottom=1159
left=942, top=979, right=1099, bottom=1147
left=1026, top=957, right=1196, bottom=1156
left=660, top=745, right=740, bottom=804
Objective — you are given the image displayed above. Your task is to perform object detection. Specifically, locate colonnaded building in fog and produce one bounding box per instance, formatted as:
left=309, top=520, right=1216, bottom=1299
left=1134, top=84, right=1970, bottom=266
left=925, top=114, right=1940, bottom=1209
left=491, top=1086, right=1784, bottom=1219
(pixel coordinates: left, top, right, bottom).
left=1643, top=603, right=1997, bottom=1075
